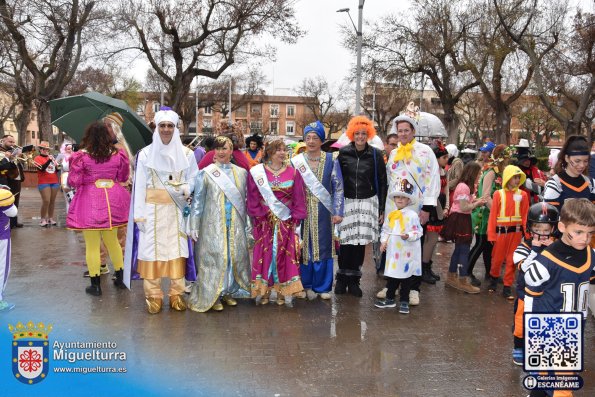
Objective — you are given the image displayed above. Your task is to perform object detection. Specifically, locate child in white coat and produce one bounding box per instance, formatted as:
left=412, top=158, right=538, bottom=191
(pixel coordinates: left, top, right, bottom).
left=375, top=177, right=422, bottom=314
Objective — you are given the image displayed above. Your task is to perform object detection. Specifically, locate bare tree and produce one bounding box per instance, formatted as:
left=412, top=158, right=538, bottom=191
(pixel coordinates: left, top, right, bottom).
left=495, top=0, right=594, bottom=137
left=459, top=0, right=562, bottom=144
left=359, top=0, right=479, bottom=143
left=294, top=76, right=351, bottom=139
left=146, top=66, right=269, bottom=133
left=513, top=100, right=561, bottom=148
left=0, top=0, right=103, bottom=144
left=65, top=66, right=143, bottom=110
left=456, top=91, right=497, bottom=147
left=0, top=79, right=17, bottom=136
left=120, top=0, right=302, bottom=114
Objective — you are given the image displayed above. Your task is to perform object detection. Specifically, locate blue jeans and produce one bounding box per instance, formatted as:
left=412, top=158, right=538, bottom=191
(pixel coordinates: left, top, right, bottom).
left=449, top=243, right=470, bottom=276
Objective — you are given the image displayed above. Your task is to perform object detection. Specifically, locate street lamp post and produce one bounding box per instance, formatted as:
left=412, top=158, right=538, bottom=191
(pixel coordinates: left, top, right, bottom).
left=337, top=0, right=365, bottom=115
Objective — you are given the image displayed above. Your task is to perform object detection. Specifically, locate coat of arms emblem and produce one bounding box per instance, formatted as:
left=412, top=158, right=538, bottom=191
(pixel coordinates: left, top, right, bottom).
left=9, top=321, right=52, bottom=384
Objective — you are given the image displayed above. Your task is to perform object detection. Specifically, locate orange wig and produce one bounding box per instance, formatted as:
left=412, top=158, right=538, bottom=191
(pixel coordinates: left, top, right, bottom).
left=345, top=116, right=376, bottom=142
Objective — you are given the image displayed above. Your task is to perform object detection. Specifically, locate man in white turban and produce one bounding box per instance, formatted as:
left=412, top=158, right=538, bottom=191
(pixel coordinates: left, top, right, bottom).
left=125, top=109, right=199, bottom=314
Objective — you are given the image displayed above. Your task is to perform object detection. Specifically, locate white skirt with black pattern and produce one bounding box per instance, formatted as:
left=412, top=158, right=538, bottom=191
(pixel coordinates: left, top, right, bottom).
left=338, top=196, right=379, bottom=245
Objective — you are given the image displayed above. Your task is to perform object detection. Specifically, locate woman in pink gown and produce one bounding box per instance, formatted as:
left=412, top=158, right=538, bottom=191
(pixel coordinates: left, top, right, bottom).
left=247, top=139, right=307, bottom=305
left=67, top=122, right=131, bottom=296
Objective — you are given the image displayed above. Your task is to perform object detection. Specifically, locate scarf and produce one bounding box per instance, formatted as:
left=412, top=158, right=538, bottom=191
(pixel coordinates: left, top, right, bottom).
left=388, top=209, right=405, bottom=231
left=394, top=140, right=415, bottom=162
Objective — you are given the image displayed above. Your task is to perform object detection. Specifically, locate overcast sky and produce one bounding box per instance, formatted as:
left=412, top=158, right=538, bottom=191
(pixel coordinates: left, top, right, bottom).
left=130, top=0, right=593, bottom=98
left=264, top=0, right=593, bottom=96
left=266, top=0, right=408, bottom=95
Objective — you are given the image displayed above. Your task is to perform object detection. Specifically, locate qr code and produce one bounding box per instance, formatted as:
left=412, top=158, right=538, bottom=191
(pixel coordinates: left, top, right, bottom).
left=524, top=313, right=583, bottom=371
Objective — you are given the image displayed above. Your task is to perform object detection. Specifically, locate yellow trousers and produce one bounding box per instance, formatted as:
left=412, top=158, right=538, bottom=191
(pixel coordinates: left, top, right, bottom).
left=99, top=225, right=126, bottom=265
left=82, top=229, right=124, bottom=277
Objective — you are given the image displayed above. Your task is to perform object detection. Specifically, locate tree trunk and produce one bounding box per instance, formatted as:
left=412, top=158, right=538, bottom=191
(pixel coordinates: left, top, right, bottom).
left=564, top=119, right=581, bottom=138
left=36, top=99, right=55, bottom=146
left=14, top=103, right=33, bottom=146
left=494, top=103, right=512, bottom=145
left=442, top=102, right=459, bottom=144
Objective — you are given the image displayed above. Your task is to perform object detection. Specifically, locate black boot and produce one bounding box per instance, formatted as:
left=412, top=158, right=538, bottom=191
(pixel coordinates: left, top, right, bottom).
left=427, top=260, right=441, bottom=281
left=86, top=276, right=102, bottom=296
left=334, top=274, right=347, bottom=294
left=421, top=262, right=436, bottom=285
left=347, top=276, right=363, bottom=297
left=113, top=269, right=126, bottom=289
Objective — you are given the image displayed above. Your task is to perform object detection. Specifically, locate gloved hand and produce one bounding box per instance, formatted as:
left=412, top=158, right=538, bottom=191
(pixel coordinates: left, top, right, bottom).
left=181, top=184, right=190, bottom=198
left=136, top=222, right=146, bottom=233
left=190, top=230, right=199, bottom=242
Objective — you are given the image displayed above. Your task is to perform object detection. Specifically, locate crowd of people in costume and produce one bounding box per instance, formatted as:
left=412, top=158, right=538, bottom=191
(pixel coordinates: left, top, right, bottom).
left=0, top=105, right=594, bottom=397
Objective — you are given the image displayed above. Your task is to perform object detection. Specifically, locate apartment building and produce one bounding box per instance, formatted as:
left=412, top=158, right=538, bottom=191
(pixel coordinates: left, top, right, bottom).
left=139, top=93, right=318, bottom=140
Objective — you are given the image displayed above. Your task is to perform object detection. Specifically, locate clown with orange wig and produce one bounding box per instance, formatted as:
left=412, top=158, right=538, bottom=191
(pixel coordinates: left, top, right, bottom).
left=335, top=116, right=387, bottom=297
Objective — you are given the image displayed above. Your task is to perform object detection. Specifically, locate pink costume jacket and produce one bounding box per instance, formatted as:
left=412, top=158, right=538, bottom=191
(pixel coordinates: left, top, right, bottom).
left=247, top=166, right=307, bottom=297
left=66, top=149, right=131, bottom=230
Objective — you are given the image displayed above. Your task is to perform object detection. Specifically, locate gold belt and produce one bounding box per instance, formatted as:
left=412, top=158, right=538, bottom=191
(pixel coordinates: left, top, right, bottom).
left=95, top=179, right=114, bottom=188
left=146, top=188, right=173, bottom=204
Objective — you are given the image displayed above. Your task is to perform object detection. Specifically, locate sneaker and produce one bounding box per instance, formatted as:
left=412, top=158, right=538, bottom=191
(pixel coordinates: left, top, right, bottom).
left=469, top=274, right=482, bottom=287
left=503, top=286, right=514, bottom=300
left=399, top=302, right=410, bottom=314
left=409, top=290, right=420, bottom=306
left=48, top=218, right=57, bottom=226
left=488, top=277, right=498, bottom=293
left=512, top=347, right=524, bottom=366
left=374, top=298, right=396, bottom=308
left=39, top=219, right=48, bottom=227
left=0, top=300, right=15, bottom=312
left=376, top=287, right=388, bottom=299
left=319, top=292, right=332, bottom=300
left=83, top=264, right=110, bottom=278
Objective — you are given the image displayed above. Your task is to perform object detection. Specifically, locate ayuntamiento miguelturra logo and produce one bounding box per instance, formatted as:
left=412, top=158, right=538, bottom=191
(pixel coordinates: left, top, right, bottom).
left=8, top=321, right=52, bottom=384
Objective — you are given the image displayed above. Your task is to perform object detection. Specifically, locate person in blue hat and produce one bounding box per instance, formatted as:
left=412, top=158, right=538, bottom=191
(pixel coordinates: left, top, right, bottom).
left=478, top=140, right=496, bottom=168
left=291, top=121, right=344, bottom=300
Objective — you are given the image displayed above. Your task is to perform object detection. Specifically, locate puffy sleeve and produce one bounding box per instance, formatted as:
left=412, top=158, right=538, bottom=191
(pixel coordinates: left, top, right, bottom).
left=66, top=152, right=85, bottom=189
left=115, top=149, right=130, bottom=183
left=290, top=168, right=307, bottom=221
left=331, top=157, right=344, bottom=217
left=189, top=169, right=207, bottom=232
left=185, top=149, right=199, bottom=194
left=198, top=150, right=215, bottom=170
left=247, top=170, right=267, bottom=218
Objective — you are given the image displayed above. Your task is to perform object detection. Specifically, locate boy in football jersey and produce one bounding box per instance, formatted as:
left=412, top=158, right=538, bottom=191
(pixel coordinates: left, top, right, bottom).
left=511, top=202, right=559, bottom=366
left=523, top=198, right=595, bottom=397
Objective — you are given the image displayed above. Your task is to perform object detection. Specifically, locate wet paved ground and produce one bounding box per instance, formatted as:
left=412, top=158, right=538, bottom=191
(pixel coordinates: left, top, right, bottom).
left=2, top=188, right=594, bottom=396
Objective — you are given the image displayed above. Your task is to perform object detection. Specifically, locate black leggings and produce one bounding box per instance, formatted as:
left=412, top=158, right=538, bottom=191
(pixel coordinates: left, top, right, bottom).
left=386, top=277, right=411, bottom=302
left=467, top=233, right=492, bottom=276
